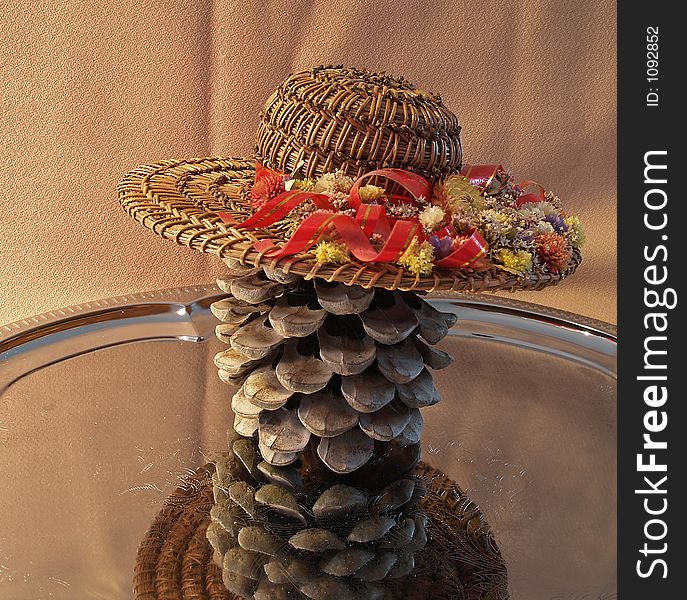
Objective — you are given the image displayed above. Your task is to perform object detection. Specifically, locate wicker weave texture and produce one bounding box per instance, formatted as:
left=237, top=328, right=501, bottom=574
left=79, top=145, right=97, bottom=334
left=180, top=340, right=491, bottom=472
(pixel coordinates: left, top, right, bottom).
left=133, top=462, right=509, bottom=600
left=118, top=157, right=581, bottom=294
left=254, top=66, right=462, bottom=182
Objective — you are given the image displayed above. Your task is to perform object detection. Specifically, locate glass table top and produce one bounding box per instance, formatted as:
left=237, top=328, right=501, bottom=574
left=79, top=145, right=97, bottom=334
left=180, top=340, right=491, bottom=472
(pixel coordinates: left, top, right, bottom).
left=0, top=285, right=617, bottom=600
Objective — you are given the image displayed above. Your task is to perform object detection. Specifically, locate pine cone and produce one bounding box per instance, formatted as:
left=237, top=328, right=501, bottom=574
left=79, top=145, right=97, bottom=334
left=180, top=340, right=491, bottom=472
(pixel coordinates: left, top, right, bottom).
left=207, top=440, right=428, bottom=600
left=208, top=258, right=457, bottom=598
left=535, top=233, right=572, bottom=272
left=212, top=271, right=455, bottom=474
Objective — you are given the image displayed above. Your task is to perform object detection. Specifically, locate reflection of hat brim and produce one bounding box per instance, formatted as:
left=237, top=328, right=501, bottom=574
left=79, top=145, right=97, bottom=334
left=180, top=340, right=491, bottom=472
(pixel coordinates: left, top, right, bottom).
left=133, top=461, right=509, bottom=600
left=119, top=157, right=581, bottom=293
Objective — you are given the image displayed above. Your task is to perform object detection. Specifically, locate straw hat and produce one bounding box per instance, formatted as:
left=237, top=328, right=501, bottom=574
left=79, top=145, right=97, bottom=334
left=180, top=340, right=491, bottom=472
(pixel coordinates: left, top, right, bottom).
left=119, top=65, right=581, bottom=293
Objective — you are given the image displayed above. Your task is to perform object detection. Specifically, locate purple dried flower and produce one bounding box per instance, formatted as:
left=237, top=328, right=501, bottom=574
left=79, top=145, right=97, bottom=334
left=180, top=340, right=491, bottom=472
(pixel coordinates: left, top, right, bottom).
left=545, top=214, right=568, bottom=233
left=516, top=231, right=535, bottom=243
left=428, top=234, right=454, bottom=259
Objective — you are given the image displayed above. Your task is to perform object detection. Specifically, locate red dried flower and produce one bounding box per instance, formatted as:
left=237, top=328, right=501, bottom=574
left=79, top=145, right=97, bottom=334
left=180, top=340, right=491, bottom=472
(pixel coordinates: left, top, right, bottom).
left=250, top=171, right=285, bottom=210
left=535, top=233, right=572, bottom=272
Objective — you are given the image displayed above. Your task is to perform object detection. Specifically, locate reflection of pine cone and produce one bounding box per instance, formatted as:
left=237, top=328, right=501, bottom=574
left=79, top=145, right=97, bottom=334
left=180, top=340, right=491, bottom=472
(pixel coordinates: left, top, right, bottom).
left=208, top=259, right=456, bottom=598
left=207, top=439, right=428, bottom=599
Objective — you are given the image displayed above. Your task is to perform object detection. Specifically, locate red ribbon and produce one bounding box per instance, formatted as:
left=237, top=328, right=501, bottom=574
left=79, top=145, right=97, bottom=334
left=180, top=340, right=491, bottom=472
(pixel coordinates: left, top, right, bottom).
left=218, top=163, right=490, bottom=271
left=222, top=190, right=332, bottom=229
left=461, top=164, right=546, bottom=206
left=349, top=168, right=434, bottom=210
left=516, top=180, right=547, bottom=206
left=253, top=209, right=421, bottom=263
left=435, top=229, right=489, bottom=269
left=461, top=164, right=503, bottom=194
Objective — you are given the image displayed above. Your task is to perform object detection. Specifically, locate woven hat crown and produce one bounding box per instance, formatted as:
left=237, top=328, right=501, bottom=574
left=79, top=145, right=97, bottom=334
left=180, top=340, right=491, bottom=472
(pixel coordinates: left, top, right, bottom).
left=254, top=66, right=462, bottom=183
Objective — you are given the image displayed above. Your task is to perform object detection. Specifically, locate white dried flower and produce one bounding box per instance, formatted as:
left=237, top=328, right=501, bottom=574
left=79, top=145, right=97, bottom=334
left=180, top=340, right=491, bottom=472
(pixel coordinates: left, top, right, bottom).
left=518, top=205, right=546, bottom=221
left=536, top=221, right=555, bottom=234
left=313, top=170, right=354, bottom=194
left=418, top=205, right=445, bottom=233
left=522, top=201, right=559, bottom=216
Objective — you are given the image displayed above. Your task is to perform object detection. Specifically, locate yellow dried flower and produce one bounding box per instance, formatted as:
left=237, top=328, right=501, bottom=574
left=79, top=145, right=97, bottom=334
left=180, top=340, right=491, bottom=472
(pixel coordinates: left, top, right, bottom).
left=480, top=209, right=515, bottom=240
left=418, top=205, right=445, bottom=233
left=397, top=237, right=435, bottom=276
left=312, top=241, right=350, bottom=265
left=358, top=184, right=386, bottom=202
left=564, top=215, right=586, bottom=247
left=435, top=175, right=485, bottom=214
left=291, top=178, right=315, bottom=191
left=495, top=249, right=533, bottom=275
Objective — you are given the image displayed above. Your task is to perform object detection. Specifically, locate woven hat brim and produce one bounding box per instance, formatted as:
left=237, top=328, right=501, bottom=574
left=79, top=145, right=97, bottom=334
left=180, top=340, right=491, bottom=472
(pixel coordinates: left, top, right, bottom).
left=118, top=157, right=581, bottom=293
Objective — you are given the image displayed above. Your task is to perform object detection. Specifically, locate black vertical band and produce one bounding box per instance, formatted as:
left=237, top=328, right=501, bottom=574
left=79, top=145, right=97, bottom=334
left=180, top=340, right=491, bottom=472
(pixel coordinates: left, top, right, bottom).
left=617, top=3, right=684, bottom=597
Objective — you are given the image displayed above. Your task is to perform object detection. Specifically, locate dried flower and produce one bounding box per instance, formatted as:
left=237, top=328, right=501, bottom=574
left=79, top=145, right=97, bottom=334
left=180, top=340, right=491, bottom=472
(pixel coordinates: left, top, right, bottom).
left=326, top=190, right=351, bottom=210
left=518, top=204, right=547, bottom=221
left=479, top=209, right=515, bottom=242
left=545, top=214, right=568, bottom=233
left=291, top=178, right=315, bottom=191
left=494, top=249, right=533, bottom=275
left=450, top=211, right=474, bottom=235
left=522, top=201, right=559, bottom=216
left=564, top=215, right=586, bottom=247
left=281, top=200, right=325, bottom=235
left=358, top=184, right=386, bottom=202
left=387, top=203, right=419, bottom=219
left=250, top=171, right=285, bottom=210
left=370, top=233, right=385, bottom=251
left=544, top=190, right=563, bottom=209
left=536, top=220, right=555, bottom=235
left=312, top=241, right=350, bottom=265
left=290, top=199, right=318, bottom=220
left=510, top=230, right=536, bottom=251
left=260, top=165, right=581, bottom=277
left=535, top=233, right=572, bottom=272
left=314, top=170, right=354, bottom=194
left=435, top=175, right=485, bottom=214
left=418, top=205, right=445, bottom=233
left=427, top=234, right=455, bottom=259
left=397, top=237, right=435, bottom=276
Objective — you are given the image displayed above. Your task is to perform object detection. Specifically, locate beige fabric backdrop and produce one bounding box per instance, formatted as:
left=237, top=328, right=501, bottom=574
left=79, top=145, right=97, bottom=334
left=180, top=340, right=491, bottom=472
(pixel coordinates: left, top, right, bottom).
left=0, top=0, right=616, bottom=325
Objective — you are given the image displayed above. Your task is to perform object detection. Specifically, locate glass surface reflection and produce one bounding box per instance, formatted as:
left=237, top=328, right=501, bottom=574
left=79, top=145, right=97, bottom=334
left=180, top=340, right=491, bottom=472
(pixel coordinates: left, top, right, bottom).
left=0, top=289, right=616, bottom=599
